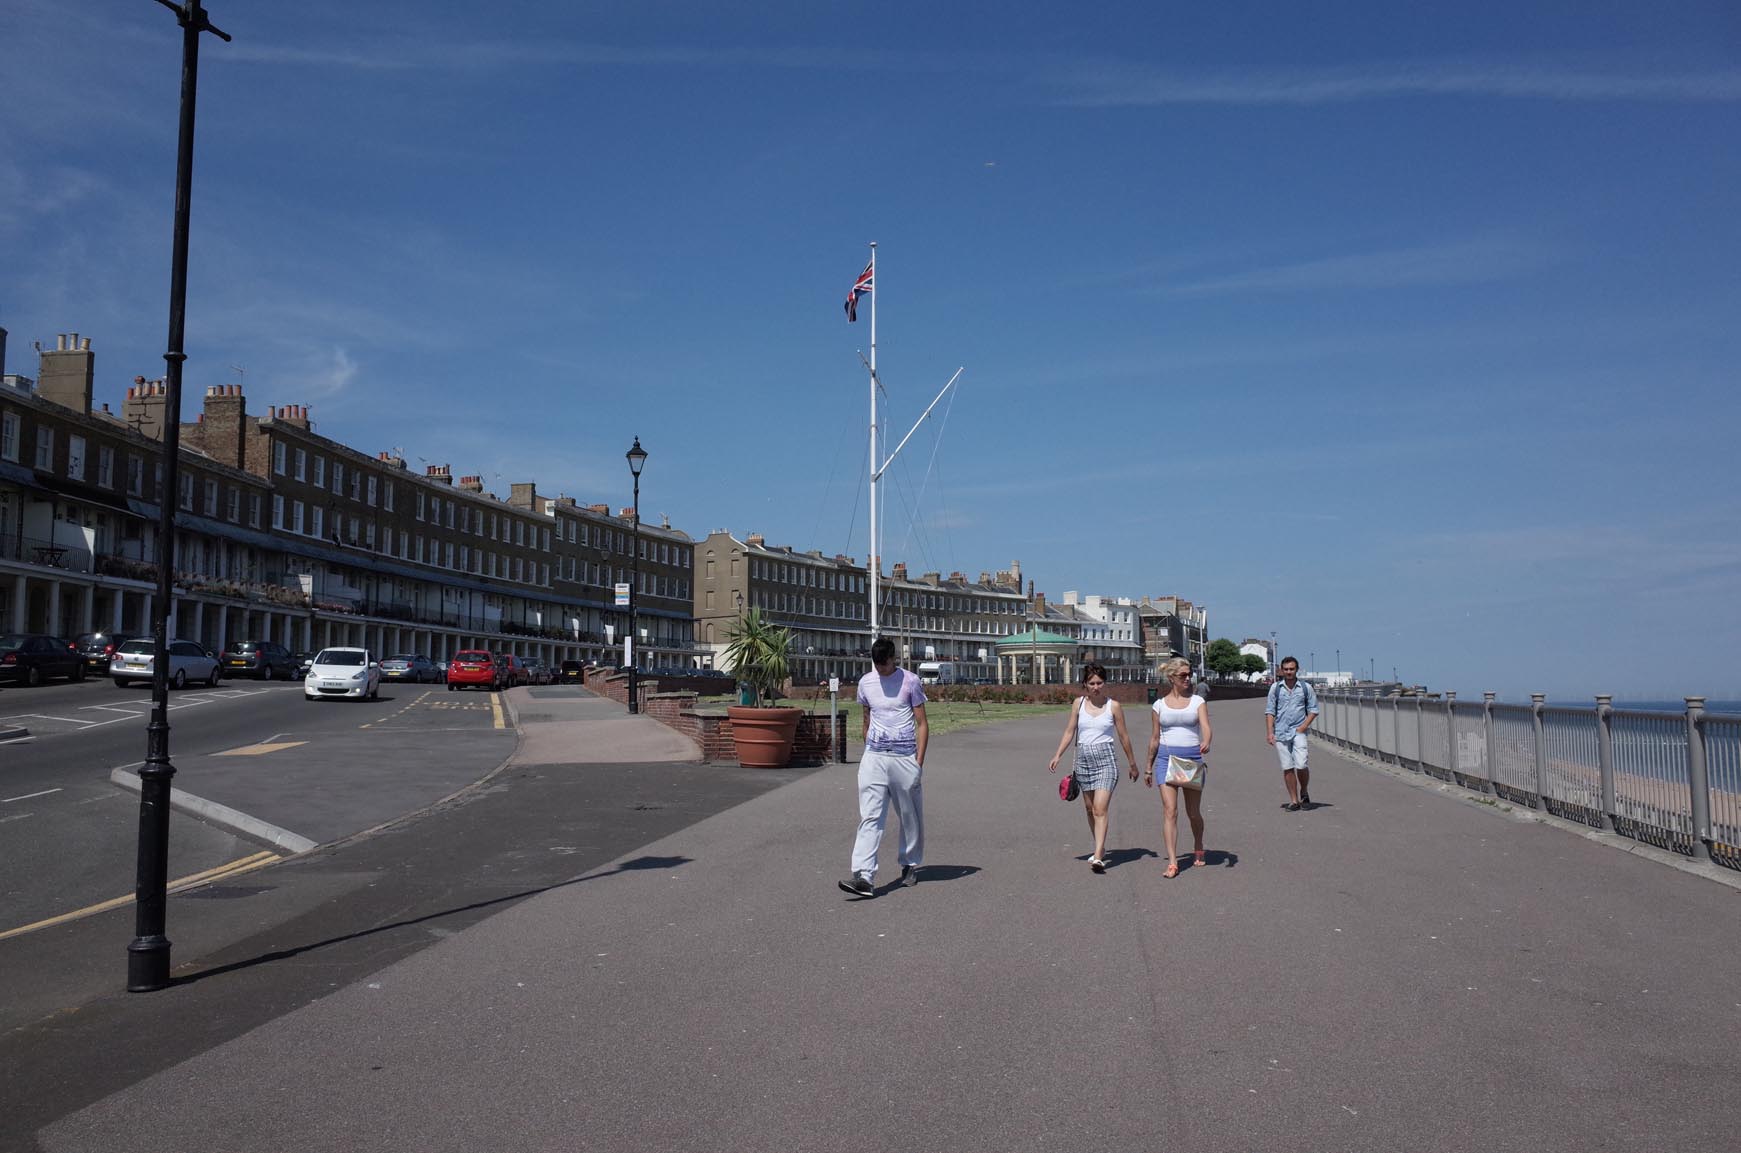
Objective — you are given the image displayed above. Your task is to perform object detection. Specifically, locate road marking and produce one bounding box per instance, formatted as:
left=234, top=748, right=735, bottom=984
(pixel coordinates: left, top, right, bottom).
left=492, top=693, right=504, bottom=729
left=2, top=787, right=63, bottom=803
left=1, top=714, right=97, bottom=727
left=0, top=812, right=33, bottom=824
left=80, top=704, right=151, bottom=716
left=0, top=850, right=281, bottom=943
left=215, top=741, right=308, bottom=757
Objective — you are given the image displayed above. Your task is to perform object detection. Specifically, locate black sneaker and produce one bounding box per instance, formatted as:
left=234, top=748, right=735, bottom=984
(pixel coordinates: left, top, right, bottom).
left=899, top=865, right=920, bottom=887
left=1300, top=789, right=1312, bottom=807
left=838, top=874, right=875, bottom=897
left=1285, top=802, right=1302, bottom=812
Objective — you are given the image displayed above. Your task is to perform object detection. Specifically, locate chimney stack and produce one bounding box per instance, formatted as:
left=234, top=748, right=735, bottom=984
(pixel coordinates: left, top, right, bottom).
left=123, top=377, right=170, bottom=440
left=425, top=464, right=454, bottom=485
left=746, top=533, right=765, bottom=547
left=509, top=482, right=537, bottom=508
left=459, top=475, right=485, bottom=494
left=272, top=404, right=311, bottom=430
left=197, top=383, right=247, bottom=469
left=892, top=562, right=908, bottom=581
left=36, top=333, right=96, bottom=415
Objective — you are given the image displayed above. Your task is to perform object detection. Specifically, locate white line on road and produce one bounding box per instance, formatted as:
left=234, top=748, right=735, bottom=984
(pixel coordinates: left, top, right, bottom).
left=0, top=714, right=98, bottom=727
left=0, top=812, right=33, bottom=824
left=79, top=705, right=151, bottom=716
left=2, top=787, right=62, bottom=803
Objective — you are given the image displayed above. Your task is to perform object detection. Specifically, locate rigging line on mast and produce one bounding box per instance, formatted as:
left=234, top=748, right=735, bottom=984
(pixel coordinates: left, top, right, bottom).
left=842, top=435, right=871, bottom=561
left=892, top=373, right=961, bottom=574
left=808, top=392, right=859, bottom=554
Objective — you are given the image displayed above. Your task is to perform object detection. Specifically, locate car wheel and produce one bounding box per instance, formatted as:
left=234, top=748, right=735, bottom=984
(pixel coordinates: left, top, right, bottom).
left=26, top=666, right=42, bottom=687
left=208, top=667, right=222, bottom=687
left=448, top=683, right=456, bottom=692
left=171, top=669, right=187, bottom=690
left=73, top=664, right=87, bottom=682
left=261, top=665, right=273, bottom=682
left=114, top=677, right=128, bottom=688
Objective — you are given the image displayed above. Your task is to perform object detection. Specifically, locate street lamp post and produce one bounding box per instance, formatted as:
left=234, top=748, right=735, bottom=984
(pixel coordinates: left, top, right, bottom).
left=625, top=437, right=647, bottom=714
left=129, top=0, right=229, bottom=995
left=1270, top=629, right=1277, bottom=676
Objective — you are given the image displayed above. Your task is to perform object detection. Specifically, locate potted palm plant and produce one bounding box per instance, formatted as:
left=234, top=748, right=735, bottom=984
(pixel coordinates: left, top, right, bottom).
left=723, top=608, right=803, bottom=768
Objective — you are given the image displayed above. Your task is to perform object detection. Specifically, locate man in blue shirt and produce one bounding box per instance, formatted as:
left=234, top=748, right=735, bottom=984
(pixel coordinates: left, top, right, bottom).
left=1264, top=656, right=1318, bottom=811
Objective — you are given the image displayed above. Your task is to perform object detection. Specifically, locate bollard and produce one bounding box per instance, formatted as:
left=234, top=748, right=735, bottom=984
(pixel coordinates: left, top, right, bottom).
left=1595, top=694, right=1616, bottom=831
left=1483, top=692, right=1498, bottom=796
left=1531, top=693, right=1548, bottom=810
left=1686, top=697, right=1712, bottom=861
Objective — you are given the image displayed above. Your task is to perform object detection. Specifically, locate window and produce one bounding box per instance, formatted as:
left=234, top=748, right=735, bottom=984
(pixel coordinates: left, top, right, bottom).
left=313, top=455, right=325, bottom=486
left=445, top=502, right=455, bottom=530
left=227, top=487, right=240, bottom=522
left=431, top=496, right=441, bottom=525
left=399, top=530, right=407, bottom=557
left=272, top=495, right=284, bottom=528
left=515, top=521, right=524, bottom=547
left=444, top=542, right=454, bottom=568
left=383, top=482, right=394, bottom=512
left=294, top=448, right=306, bottom=481
left=0, top=411, right=17, bottom=461
left=416, top=490, right=426, bottom=520
left=415, top=535, right=424, bottom=563
left=459, top=545, right=469, bottom=570
left=97, top=445, right=114, bottom=488
left=273, top=442, right=286, bottom=474
left=178, top=473, right=194, bottom=511
left=311, top=505, right=324, bottom=540
left=35, top=427, right=53, bottom=470
left=541, top=563, right=549, bottom=586
left=348, top=516, right=359, bottom=545
left=292, top=500, right=304, bottom=534
left=542, top=527, right=550, bottom=552
left=67, top=435, right=86, bottom=481
left=367, top=475, right=377, bottom=506
left=365, top=521, right=375, bottom=549
left=248, top=494, right=261, bottom=527
left=203, top=479, right=218, bottom=517
left=460, top=508, right=470, bottom=534
left=349, top=471, right=360, bottom=501
left=332, top=461, right=344, bottom=494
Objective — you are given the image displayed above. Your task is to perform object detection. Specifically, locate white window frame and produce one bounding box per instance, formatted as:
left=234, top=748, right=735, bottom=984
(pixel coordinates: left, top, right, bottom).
left=273, top=442, right=287, bottom=475
left=35, top=427, right=54, bottom=470
left=0, top=411, right=17, bottom=462
left=98, top=445, right=114, bottom=488
left=272, top=494, right=284, bottom=528
left=294, top=448, right=306, bottom=481
left=67, top=435, right=86, bottom=481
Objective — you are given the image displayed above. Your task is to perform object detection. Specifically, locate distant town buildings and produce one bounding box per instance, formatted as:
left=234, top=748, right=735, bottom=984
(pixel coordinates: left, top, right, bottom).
left=2, top=330, right=1210, bottom=683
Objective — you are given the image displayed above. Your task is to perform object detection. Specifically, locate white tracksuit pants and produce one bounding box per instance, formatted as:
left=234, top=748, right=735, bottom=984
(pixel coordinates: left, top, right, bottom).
left=851, top=750, right=924, bottom=878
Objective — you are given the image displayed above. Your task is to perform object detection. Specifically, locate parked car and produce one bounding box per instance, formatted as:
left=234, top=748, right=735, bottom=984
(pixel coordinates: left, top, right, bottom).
left=447, top=649, right=502, bottom=691
left=379, top=654, right=441, bottom=683
left=428, top=655, right=448, bottom=683
left=0, top=634, right=87, bottom=686
left=219, top=640, right=299, bottom=681
left=74, top=631, right=141, bottom=673
left=494, top=654, right=529, bottom=688
left=522, top=658, right=553, bottom=686
left=291, top=651, right=315, bottom=680
left=303, top=647, right=380, bottom=701
left=558, top=660, right=586, bottom=683
left=110, top=638, right=222, bottom=689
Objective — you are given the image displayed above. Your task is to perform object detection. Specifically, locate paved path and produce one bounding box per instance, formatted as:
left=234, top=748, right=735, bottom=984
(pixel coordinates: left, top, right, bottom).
left=37, top=698, right=1741, bottom=1151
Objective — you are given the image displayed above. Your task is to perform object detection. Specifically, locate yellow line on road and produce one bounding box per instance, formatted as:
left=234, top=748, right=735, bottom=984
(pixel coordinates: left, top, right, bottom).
left=215, top=740, right=307, bottom=757
left=0, top=850, right=280, bottom=943
left=491, top=693, right=504, bottom=729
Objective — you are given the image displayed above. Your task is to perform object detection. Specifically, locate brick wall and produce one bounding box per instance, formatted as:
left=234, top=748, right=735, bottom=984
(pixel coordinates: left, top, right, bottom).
left=580, top=664, right=842, bottom=765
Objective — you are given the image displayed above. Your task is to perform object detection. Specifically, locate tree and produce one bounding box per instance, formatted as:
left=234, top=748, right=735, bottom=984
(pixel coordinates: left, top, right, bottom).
left=1206, top=638, right=1243, bottom=678
left=1240, top=652, right=1271, bottom=677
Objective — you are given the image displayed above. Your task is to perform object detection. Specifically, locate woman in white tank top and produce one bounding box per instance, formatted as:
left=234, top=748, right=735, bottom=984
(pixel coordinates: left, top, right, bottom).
left=1048, top=663, right=1139, bottom=872
left=1146, top=657, right=1213, bottom=878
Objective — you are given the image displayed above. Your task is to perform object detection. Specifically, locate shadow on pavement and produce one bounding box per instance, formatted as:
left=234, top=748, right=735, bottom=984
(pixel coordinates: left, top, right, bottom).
left=170, top=854, right=693, bottom=988
left=1101, top=847, right=1160, bottom=868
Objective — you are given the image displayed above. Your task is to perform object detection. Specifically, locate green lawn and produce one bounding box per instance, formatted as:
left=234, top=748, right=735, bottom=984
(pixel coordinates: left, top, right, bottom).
left=697, top=698, right=1062, bottom=740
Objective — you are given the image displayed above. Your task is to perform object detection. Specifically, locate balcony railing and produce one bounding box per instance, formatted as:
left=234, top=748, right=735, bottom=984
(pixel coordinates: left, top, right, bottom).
left=1, top=534, right=94, bottom=574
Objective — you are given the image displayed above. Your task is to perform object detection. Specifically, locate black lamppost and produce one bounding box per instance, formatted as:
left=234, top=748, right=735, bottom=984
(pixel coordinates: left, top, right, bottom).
left=625, top=437, right=647, bottom=714
left=130, top=0, right=229, bottom=994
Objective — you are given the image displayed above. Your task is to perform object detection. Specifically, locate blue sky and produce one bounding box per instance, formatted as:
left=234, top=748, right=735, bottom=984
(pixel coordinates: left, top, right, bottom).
left=5, top=1, right=1738, bottom=700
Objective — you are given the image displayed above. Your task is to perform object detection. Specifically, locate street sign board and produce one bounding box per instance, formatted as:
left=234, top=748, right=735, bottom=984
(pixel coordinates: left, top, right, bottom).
left=614, top=582, right=630, bottom=607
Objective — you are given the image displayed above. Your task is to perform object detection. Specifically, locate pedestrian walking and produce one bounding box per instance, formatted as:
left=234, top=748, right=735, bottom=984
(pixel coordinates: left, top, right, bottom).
left=839, top=637, right=927, bottom=898
left=1265, top=656, right=1318, bottom=811
left=1048, top=663, right=1140, bottom=873
left=1148, top=657, right=1211, bottom=878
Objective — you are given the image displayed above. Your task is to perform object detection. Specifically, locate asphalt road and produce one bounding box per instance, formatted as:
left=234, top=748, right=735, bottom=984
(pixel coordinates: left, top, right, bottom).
left=0, top=675, right=511, bottom=940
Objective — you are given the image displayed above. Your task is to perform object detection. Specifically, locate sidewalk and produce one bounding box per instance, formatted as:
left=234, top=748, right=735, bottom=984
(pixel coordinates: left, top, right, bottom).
left=38, top=698, right=1741, bottom=1152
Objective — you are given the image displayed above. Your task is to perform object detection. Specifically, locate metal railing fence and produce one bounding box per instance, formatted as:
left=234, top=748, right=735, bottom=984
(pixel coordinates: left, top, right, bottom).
left=1317, top=691, right=1736, bottom=869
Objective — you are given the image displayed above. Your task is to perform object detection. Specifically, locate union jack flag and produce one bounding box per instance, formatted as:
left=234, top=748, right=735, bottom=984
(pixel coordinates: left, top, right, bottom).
left=844, top=261, right=873, bottom=322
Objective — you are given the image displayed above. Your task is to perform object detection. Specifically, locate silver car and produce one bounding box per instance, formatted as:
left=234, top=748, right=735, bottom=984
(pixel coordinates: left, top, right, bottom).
left=110, top=638, right=223, bottom=689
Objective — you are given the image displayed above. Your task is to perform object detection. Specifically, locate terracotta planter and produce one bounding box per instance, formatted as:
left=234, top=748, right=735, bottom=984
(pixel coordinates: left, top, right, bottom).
left=727, top=706, right=803, bottom=768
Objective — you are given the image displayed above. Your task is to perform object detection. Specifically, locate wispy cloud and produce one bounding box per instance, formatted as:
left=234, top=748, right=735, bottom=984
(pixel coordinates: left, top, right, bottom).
left=1164, top=234, right=1548, bottom=297
left=1052, top=61, right=1741, bottom=107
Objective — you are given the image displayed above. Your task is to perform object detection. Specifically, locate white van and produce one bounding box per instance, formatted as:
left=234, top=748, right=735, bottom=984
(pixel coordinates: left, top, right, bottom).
left=917, top=661, right=959, bottom=685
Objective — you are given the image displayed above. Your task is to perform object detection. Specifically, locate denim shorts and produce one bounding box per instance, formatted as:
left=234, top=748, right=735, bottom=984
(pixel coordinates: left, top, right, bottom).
left=1275, top=733, right=1309, bottom=771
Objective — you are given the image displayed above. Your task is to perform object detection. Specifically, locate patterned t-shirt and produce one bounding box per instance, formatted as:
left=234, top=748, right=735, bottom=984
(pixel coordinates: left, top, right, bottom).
left=858, top=667, right=926, bottom=755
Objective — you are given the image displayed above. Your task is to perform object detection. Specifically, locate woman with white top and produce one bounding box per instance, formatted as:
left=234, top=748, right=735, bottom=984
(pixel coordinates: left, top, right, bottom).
left=1147, top=657, right=1212, bottom=878
left=1048, top=663, right=1140, bottom=872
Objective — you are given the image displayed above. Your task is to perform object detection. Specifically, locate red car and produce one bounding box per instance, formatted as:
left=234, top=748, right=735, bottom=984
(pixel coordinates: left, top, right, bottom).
left=447, top=649, right=503, bottom=691
left=495, top=654, right=529, bottom=688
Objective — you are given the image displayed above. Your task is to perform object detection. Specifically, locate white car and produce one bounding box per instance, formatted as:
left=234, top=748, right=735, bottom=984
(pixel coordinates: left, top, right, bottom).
left=303, top=647, right=381, bottom=701
left=110, top=638, right=223, bottom=689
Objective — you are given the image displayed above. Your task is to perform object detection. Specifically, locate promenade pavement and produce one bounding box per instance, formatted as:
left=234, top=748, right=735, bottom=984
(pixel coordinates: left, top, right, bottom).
left=36, top=695, right=1741, bottom=1152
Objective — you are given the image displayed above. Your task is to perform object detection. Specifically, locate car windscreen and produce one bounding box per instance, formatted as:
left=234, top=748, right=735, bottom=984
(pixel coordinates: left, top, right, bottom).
left=0, top=635, right=25, bottom=652
left=119, top=639, right=155, bottom=654
left=454, top=651, right=491, bottom=661
left=385, top=655, right=416, bottom=662
left=314, top=650, right=367, bottom=666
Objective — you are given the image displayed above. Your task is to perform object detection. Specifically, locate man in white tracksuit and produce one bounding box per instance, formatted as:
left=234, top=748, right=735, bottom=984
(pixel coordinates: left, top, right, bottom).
left=839, top=637, right=928, bottom=898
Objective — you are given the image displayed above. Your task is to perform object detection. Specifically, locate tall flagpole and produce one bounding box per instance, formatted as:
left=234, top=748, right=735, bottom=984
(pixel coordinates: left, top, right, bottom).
left=867, top=241, right=879, bottom=641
